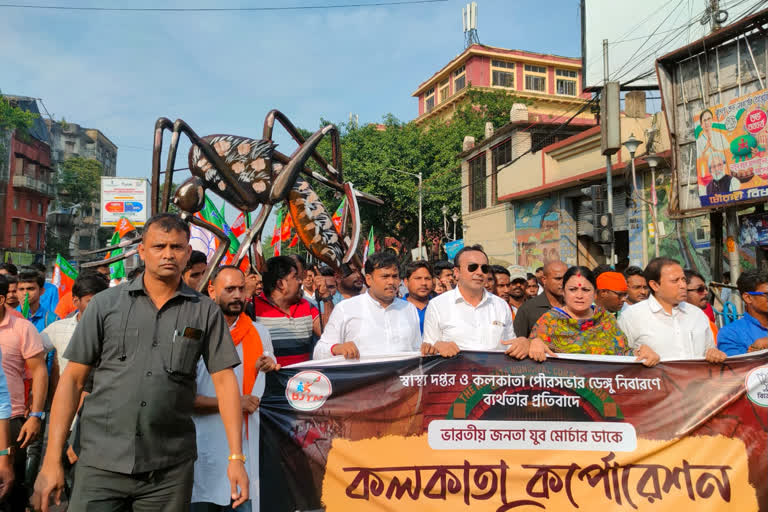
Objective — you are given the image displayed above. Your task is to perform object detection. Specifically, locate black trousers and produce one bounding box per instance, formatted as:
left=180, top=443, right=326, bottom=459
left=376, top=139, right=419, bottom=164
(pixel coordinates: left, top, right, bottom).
left=68, top=459, right=195, bottom=512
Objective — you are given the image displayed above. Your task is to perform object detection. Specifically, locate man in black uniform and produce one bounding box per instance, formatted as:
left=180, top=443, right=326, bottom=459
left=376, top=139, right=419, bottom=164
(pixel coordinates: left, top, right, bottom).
left=32, top=214, right=248, bottom=511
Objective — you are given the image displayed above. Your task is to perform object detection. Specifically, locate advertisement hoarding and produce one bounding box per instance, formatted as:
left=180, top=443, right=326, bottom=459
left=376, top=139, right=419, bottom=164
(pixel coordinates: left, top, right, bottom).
left=100, top=177, right=150, bottom=227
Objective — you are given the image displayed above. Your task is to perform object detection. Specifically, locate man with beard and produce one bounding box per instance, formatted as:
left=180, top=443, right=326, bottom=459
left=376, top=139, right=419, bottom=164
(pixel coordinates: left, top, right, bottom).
left=505, top=266, right=528, bottom=316
left=403, top=261, right=434, bottom=334
left=491, top=266, right=510, bottom=303
left=705, top=152, right=740, bottom=196
left=192, top=266, right=278, bottom=512
left=253, top=257, right=320, bottom=367
left=434, top=261, right=456, bottom=291
left=336, top=263, right=364, bottom=300
left=314, top=251, right=421, bottom=360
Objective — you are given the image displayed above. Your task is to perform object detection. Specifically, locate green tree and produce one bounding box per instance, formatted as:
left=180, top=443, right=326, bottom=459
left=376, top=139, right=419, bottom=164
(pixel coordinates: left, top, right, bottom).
left=57, top=157, right=103, bottom=207
left=304, top=89, right=529, bottom=257
left=0, top=95, right=38, bottom=134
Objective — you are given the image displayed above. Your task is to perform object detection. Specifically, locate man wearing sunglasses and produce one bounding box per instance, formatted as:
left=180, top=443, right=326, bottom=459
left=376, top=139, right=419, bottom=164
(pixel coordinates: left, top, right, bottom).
left=717, top=269, right=768, bottom=356
left=594, top=272, right=628, bottom=314
left=422, top=245, right=526, bottom=359
left=684, top=269, right=718, bottom=337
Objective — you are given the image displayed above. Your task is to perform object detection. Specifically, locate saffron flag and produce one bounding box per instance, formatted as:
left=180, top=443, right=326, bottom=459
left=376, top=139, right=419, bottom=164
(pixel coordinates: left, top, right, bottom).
left=107, top=217, right=136, bottom=283
left=280, top=212, right=293, bottom=242
left=51, top=254, right=77, bottom=299
left=260, top=351, right=768, bottom=511
left=331, top=198, right=345, bottom=233
left=231, top=212, right=247, bottom=237
left=270, top=210, right=283, bottom=247
left=288, top=233, right=299, bottom=248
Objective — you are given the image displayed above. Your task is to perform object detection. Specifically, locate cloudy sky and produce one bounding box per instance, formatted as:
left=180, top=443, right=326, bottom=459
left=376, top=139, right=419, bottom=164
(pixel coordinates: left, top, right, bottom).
left=1, top=0, right=583, bottom=181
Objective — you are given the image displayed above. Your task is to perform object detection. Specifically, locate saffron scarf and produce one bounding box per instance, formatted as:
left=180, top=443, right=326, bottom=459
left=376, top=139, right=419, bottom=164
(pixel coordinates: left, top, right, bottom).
left=230, top=313, right=264, bottom=439
left=229, top=312, right=264, bottom=396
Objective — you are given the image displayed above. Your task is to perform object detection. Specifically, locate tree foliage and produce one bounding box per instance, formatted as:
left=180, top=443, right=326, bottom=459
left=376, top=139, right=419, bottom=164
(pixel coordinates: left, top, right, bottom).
left=57, top=157, right=103, bottom=207
left=0, top=95, right=38, bottom=134
left=305, top=88, right=529, bottom=257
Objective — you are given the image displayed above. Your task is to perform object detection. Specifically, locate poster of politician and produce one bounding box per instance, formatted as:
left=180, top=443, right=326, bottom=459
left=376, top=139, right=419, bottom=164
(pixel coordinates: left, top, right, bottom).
left=696, top=88, right=768, bottom=207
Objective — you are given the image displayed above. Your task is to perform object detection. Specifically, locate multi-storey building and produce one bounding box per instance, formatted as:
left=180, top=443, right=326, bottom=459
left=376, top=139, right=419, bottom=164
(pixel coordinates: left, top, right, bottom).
left=45, top=119, right=117, bottom=177
left=412, top=44, right=594, bottom=127
left=0, top=96, right=55, bottom=265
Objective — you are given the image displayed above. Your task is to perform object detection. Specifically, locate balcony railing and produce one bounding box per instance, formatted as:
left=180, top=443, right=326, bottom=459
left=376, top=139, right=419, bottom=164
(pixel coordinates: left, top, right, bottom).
left=12, top=175, right=55, bottom=197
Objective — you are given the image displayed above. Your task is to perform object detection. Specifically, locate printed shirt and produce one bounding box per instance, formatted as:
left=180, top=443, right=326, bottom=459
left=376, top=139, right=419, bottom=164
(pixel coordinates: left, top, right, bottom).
left=313, top=293, right=422, bottom=360
left=0, top=313, right=45, bottom=418
left=192, top=318, right=275, bottom=507
left=252, top=294, right=319, bottom=367
left=531, top=306, right=631, bottom=356
left=422, top=286, right=514, bottom=351
left=618, top=295, right=715, bottom=360
left=717, top=312, right=768, bottom=356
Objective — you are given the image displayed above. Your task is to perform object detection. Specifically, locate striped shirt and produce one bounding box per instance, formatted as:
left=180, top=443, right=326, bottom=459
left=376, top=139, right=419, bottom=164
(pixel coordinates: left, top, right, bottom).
left=252, top=294, right=319, bottom=366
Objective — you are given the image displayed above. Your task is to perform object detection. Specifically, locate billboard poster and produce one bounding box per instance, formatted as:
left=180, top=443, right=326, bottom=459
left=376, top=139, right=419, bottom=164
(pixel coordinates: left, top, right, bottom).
left=260, top=351, right=768, bottom=511
left=100, top=177, right=150, bottom=227
left=739, top=212, right=768, bottom=247
left=695, top=89, right=768, bottom=207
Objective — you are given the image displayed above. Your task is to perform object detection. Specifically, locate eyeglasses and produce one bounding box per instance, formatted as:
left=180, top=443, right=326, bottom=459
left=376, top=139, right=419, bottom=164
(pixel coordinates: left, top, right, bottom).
left=605, top=290, right=628, bottom=299
left=746, top=291, right=768, bottom=298
left=687, top=286, right=708, bottom=294
left=466, top=263, right=491, bottom=274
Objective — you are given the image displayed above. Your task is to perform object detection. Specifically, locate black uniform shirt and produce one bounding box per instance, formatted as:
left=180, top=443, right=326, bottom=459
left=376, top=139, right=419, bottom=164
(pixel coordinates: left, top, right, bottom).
left=64, top=274, right=240, bottom=474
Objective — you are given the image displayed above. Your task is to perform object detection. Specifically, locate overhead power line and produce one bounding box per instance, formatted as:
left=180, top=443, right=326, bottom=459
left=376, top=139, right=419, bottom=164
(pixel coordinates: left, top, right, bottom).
left=0, top=0, right=446, bottom=12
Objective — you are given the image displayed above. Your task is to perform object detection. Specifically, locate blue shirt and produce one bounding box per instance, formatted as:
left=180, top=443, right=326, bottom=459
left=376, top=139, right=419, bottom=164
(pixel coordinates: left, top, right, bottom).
left=0, top=350, right=11, bottom=421
left=717, top=311, right=768, bottom=356
left=17, top=304, right=59, bottom=333
left=404, top=294, right=428, bottom=334
left=39, top=282, right=59, bottom=314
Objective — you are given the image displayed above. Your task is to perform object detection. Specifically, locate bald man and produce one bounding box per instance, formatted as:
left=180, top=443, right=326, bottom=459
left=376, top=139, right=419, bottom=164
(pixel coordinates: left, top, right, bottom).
left=512, top=260, right=567, bottom=338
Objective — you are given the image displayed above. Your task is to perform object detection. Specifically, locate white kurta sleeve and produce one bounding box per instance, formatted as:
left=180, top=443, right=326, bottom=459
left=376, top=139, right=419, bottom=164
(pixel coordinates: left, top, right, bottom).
left=422, top=302, right=442, bottom=346
left=617, top=312, right=638, bottom=349
left=313, top=304, right=345, bottom=360
left=501, top=304, right=515, bottom=340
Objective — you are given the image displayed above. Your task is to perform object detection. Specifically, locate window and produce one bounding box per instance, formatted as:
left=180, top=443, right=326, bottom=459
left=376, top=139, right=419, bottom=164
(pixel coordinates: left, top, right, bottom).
left=13, top=195, right=18, bottom=210
left=65, top=141, right=75, bottom=151
left=524, top=64, right=547, bottom=92
left=27, top=199, right=31, bottom=212
left=491, top=139, right=511, bottom=206
left=424, top=88, right=435, bottom=113
left=37, top=223, right=43, bottom=250
left=469, top=155, right=487, bottom=211
left=37, top=201, right=42, bottom=216
left=438, top=78, right=450, bottom=103
left=453, top=65, right=466, bottom=93
left=491, top=59, right=515, bottom=88
left=556, top=68, right=578, bottom=96
left=24, top=222, right=30, bottom=248
left=10, top=220, right=17, bottom=247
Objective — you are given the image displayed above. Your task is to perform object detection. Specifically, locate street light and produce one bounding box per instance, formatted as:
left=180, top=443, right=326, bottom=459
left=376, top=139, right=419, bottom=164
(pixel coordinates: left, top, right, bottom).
left=451, top=213, right=459, bottom=241
left=645, top=154, right=664, bottom=258
left=388, top=168, right=423, bottom=259
left=622, top=133, right=643, bottom=191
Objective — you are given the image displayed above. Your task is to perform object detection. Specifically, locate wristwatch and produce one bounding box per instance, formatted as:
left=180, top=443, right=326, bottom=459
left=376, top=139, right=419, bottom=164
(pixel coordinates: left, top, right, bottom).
left=29, top=411, right=45, bottom=421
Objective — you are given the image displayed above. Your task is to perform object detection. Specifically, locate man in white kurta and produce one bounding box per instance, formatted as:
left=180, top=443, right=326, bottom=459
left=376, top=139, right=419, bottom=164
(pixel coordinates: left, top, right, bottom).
left=313, top=251, right=421, bottom=360
left=192, top=266, right=278, bottom=512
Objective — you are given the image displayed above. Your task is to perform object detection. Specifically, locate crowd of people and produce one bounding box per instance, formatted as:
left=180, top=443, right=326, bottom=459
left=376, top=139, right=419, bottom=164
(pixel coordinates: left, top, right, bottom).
left=0, top=212, right=764, bottom=511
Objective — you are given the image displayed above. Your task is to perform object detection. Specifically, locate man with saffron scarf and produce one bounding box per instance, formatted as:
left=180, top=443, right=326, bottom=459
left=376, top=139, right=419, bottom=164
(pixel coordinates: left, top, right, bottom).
left=192, top=266, right=279, bottom=512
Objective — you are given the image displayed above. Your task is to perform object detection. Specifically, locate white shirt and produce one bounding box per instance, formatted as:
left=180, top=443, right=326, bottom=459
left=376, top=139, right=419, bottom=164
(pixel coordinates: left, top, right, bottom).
left=423, top=286, right=515, bottom=350
left=313, top=292, right=421, bottom=360
left=618, top=294, right=715, bottom=360
left=40, top=315, right=79, bottom=371
left=191, top=318, right=275, bottom=509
